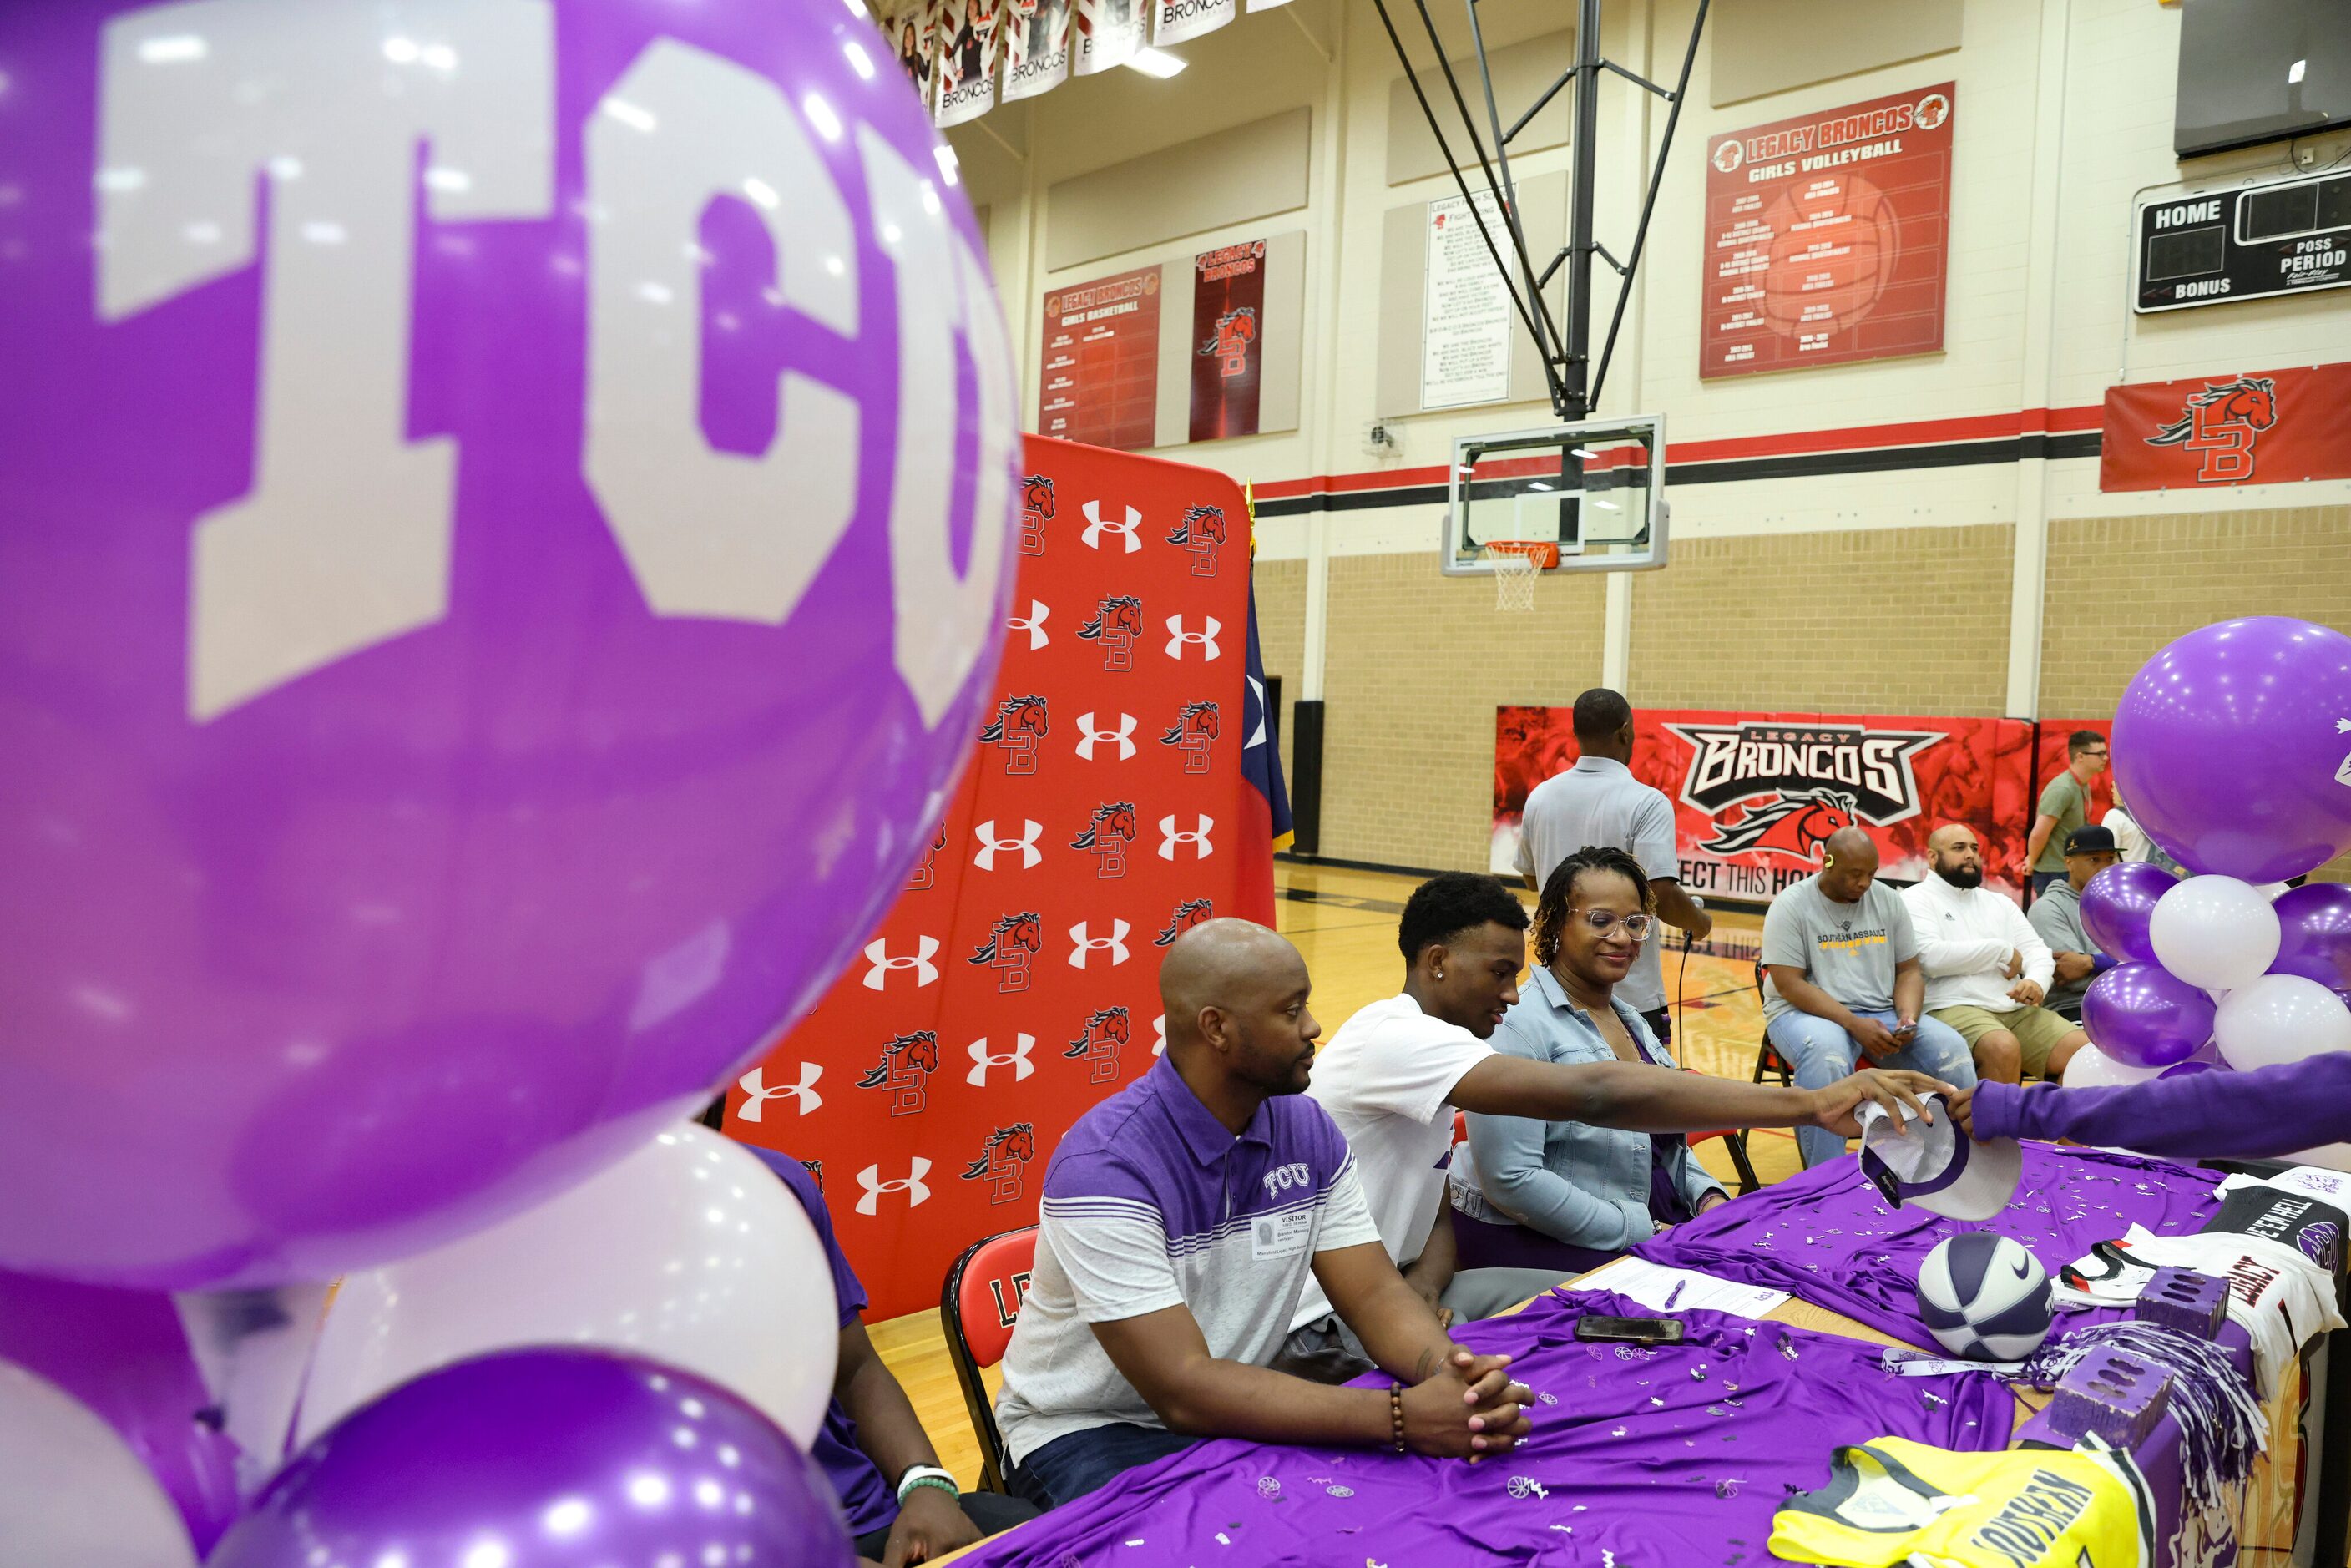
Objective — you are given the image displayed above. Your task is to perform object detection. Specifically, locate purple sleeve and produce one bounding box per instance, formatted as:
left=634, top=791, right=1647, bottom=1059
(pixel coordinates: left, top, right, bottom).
left=1974, top=1053, right=2351, bottom=1161
left=746, top=1146, right=868, bottom=1326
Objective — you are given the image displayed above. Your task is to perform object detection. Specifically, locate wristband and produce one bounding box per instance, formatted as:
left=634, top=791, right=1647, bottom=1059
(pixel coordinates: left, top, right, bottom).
left=1388, top=1383, right=1406, bottom=1453
left=896, top=1465, right=959, bottom=1507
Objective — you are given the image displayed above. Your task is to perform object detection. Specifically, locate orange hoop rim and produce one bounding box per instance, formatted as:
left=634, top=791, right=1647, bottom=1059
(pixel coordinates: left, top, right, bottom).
left=1483, top=540, right=1560, bottom=571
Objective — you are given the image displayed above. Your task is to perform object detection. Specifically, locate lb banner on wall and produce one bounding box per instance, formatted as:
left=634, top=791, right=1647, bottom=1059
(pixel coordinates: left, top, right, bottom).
left=1190, top=240, right=1267, bottom=442
left=729, top=437, right=1272, bottom=1318
left=1494, top=706, right=2036, bottom=906
left=2096, top=362, right=2351, bottom=492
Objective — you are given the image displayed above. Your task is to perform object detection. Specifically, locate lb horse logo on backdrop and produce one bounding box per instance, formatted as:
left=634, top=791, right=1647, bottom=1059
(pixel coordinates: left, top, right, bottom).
left=963, top=1123, right=1035, bottom=1205
left=856, top=1030, right=938, bottom=1117
left=1162, top=700, right=1220, bottom=773
left=907, top=826, right=947, bottom=891
left=1166, top=504, right=1226, bottom=576
left=969, top=911, right=1044, bottom=993
left=1064, top=1006, right=1130, bottom=1084
left=1155, top=898, right=1215, bottom=946
left=1078, top=595, right=1144, bottom=670
left=1070, top=801, right=1137, bottom=877
left=1019, top=474, right=1054, bottom=555
left=981, top=694, right=1049, bottom=775
left=1667, top=721, right=1942, bottom=836
left=2145, top=375, right=2278, bottom=483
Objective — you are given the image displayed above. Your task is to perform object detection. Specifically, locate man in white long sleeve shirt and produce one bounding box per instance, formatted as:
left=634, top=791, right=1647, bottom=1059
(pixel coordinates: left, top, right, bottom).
left=1900, top=823, right=2090, bottom=1085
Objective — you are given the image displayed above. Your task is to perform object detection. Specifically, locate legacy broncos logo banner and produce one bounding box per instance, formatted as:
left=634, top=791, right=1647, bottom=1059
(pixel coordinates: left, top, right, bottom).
left=2098, top=362, right=2351, bottom=493
left=1495, top=706, right=2038, bottom=904
left=729, top=437, right=1274, bottom=1318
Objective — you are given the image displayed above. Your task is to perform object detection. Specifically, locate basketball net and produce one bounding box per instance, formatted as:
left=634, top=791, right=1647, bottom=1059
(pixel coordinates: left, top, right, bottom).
left=1483, top=541, right=1555, bottom=613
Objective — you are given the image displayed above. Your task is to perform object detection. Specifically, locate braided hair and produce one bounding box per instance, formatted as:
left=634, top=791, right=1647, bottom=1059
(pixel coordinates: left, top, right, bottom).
left=1531, top=844, right=1653, bottom=966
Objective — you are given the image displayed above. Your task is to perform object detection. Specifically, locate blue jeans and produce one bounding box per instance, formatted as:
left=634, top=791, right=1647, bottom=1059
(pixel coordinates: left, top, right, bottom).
left=1765, top=1008, right=1977, bottom=1170
left=1010, top=1423, right=1198, bottom=1509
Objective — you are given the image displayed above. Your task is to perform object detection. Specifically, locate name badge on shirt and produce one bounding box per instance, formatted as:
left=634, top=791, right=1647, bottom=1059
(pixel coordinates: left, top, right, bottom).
left=1251, top=1206, right=1316, bottom=1260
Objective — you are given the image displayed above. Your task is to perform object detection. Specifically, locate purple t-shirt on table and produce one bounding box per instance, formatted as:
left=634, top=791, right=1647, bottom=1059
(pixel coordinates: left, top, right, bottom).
left=949, top=1287, right=2012, bottom=1568
left=746, top=1147, right=899, bottom=1539
left=1974, top=1052, right=2351, bottom=1161
left=1635, top=1143, right=2222, bottom=1348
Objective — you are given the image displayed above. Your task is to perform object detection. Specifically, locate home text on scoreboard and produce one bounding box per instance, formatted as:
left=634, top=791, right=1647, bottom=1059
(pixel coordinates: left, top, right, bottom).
left=2133, top=168, right=2351, bottom=314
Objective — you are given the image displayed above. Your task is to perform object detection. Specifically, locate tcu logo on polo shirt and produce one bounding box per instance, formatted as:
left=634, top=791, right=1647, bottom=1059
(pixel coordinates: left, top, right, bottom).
left=1159, top=814, right=1214, bottom=860
left=862, top=935, right=939, bottom=989
left=1262, top=1162, right=1312, bottom=1199
left=735, top=1061, right=822, bottom=1120
left=971, top=819, right=1043, bottom=871
left=856, top=1158, right=932, bottom=1216
left=1068, top=919, right=1130, bottom=968
left=1074, top=711, right=1138, bottom=761
left=964, top=1033, right=1035, bottom=1085
left=969, top=911, right=1044, bottom=993
left=1161, top=701, right=1219, bottom=774
left=960, top=1122, right=1034, bottom=1205
left=1164, top=615, right=1221, bottom=660
left=1165, top=505, right=1226, bottom=576
left=1007, top=599, right=1049, bottom=650
left=856, top=1031, right=938, bottom=1116
left=1080, top=499, right=1142, bottom=553
left=1077, top=596, right=1143, bottom=672
left=1064, top=1006, right=1130, bottom=1085
left=1019, top=475, right=1054, bottom=555
left=1069, top=802, right=1136, bottom=878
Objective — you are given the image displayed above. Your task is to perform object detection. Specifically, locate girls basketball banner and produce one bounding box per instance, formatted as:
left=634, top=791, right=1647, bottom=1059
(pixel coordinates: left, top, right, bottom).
left=1700, top=83, right=1955, bottom=379
left=2096, top=362, right=2351, bottom=492
left=1494, top=706, right=2035, bottom=904
left=728, top=437, right=1272, bottom=1318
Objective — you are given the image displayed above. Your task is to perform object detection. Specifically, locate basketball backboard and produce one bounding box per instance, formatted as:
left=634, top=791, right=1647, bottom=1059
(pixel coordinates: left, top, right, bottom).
left=1440, top=413, right=1669, bottom=575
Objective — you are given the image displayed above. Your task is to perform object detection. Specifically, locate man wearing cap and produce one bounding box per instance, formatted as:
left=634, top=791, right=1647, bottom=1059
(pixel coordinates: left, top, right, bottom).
left=1903, top=825, right=2091, bottom=1085
left=2025, top=826, right=2124, bottom=1023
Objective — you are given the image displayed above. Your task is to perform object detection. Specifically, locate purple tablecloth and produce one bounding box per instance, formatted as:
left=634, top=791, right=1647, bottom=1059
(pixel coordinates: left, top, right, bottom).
left=1636, top=1142, right=2223, bottom=1349
left=956, top=1289, right=2014, bottom=1568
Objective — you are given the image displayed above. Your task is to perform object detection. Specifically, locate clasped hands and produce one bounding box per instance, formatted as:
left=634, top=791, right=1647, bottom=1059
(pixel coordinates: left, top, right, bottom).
left=1399, top=1346, right=1534, bottom=1459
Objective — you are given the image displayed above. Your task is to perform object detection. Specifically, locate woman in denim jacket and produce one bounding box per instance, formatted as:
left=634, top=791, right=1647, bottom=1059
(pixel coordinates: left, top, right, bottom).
left=1450, top=845, right=1728, bottom=1274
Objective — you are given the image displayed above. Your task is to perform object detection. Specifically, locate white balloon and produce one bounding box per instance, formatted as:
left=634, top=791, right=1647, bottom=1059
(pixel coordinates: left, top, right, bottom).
left=2063, top=1043, right=2164, bottom=1088
left=2214, top=973, right=2351, bottom=1073
left=2149, top=875, right=2283, bottom=990
left=0, top=1362, right=200, bottom=1568
left=298, top=1123, right=837, bottom=1449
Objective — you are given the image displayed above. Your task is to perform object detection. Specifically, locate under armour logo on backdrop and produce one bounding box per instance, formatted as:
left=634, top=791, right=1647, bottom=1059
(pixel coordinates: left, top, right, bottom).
left=735, top=1061, right=822, bottom=1121
left=1152, top=1013, right=1167, bottom=1056
left=856, top=1158, right=932, bottom=1215
left=1074, top=711, right=1138, bottom=761
left=972, top=819, right=1044, bottom=871
left=862, top=936, right=939, bottom=989
left=1069, top=919, right=1130, bottom=968
left=1158, top=814, right=1215, bottom=860
left=1008, top=600, right=1050, bottom=650
left=965, top=1034, right=1036, bottom=1086
left=1080, top=500, right=1142, bottom=553
left=1164, top=615, right=1221, bottom=660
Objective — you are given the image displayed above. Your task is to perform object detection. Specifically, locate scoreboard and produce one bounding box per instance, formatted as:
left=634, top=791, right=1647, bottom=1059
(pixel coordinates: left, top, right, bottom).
left=2134, top=167, right=2351, bottom=313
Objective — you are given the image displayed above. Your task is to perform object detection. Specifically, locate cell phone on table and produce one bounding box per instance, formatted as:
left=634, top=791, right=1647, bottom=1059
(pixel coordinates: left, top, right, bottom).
left=1573, top=1314, right=1685, bottom=1346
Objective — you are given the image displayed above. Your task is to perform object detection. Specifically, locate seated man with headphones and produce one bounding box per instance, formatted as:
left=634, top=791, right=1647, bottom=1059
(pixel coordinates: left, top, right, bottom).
left=1759, top=827, right=1979, bottom=1169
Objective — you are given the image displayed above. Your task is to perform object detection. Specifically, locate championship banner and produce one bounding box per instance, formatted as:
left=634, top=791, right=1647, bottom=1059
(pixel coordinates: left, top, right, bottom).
left=1701, top=83, right=1955, bottom=380
left=933, top=0, right=1001, bottom=127
left=728, top=437, right=1268, bottom=1318
left=887, top=0, right=938, bottom=108
left=1494, top=706, right=2036, bottom=906
left=1074, top=0, right=1145, bottom=74
left=1190, top=240, right=1267, bottom=443
left=1039, top=266, right=1163, bottom=451
left=1155, top=0, right=1235, bottom=46
left=1003, top=0, right=1072, bottom=103
left=2097, top=362, right=2351, bottom=492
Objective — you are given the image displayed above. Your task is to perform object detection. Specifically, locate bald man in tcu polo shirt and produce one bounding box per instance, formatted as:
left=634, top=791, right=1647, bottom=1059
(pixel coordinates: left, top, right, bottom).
left=994, top=920, right=1535, bottom=1509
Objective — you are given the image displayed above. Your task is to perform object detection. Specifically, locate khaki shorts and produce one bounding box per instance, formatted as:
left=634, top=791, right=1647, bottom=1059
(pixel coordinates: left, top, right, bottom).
left=1929, top=1004, right=2082, bottom=1076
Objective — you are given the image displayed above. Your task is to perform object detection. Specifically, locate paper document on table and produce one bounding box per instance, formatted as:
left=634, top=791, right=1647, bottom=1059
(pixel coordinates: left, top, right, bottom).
left=1575, top=1256, right=1790, bottom=1318
left=2216, top=1166, right=2351, bottom=1205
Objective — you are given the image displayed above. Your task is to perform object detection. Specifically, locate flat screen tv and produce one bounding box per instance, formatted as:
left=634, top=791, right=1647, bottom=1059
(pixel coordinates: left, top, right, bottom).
left=2176, top=0, right=2351, bottom=159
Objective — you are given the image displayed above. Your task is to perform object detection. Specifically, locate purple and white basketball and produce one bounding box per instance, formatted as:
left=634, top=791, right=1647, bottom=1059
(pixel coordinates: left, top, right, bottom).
left=0, top=0, right=1017, bottom=1289
left=1916, top=1234, right=2053, bottom=1361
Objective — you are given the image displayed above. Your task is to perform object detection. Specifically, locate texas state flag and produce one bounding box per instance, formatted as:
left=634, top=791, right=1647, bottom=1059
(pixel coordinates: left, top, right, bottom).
left=1233, top=581, right=1291, bottom=924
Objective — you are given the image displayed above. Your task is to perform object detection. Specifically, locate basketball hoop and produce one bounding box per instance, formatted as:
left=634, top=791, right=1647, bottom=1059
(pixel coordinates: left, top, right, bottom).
left=1483, top=541, right=1558, bottom=612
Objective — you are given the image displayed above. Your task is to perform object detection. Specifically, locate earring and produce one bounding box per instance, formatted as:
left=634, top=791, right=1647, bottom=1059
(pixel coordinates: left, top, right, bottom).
left=1433, top=969, right=1444, bottom=981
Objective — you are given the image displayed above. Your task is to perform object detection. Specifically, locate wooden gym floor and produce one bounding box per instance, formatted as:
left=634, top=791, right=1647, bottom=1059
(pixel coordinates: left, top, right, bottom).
left=870, top=859, right=1802, bottom=1489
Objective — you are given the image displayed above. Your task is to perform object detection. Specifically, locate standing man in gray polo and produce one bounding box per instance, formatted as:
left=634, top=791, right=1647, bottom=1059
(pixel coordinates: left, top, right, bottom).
left=1514, top=688, right=1711, bottom=1050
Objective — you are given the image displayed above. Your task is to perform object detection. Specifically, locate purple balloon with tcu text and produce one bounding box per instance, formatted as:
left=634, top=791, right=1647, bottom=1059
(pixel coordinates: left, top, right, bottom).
left=2082, top=961, right=2217, bottom=1070
left=207, top=1348, right=851, bottom=1568
left=0, top=0, right=1018, bottom=1288
left=2078, top=861, right=2175, bottom=964
left=2111, top=618, right=2351, bottom=883
left=2271, top=882, right=2351, bottom=992
left=0, top=1267, right=242, bottom=1552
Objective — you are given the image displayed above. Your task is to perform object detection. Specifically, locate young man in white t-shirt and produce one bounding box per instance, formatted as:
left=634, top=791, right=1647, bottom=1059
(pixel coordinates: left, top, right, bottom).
left=1283, top=873, right=1950, bottom=1379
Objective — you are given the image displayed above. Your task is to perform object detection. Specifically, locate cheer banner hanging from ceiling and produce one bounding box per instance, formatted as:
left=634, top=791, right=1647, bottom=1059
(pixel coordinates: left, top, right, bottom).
left=727, top=436, right=1274, bottom=1318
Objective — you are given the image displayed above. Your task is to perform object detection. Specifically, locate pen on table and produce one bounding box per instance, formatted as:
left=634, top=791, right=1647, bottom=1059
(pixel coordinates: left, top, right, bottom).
left=1662, top=1280, right=1685, bottom=1310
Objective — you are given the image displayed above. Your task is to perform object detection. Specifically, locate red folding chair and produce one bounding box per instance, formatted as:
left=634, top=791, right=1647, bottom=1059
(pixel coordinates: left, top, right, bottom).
left=941, top=1227, right=1039, bottom=1495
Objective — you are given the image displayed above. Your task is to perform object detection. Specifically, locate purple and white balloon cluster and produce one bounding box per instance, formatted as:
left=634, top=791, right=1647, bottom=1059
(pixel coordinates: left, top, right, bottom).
left=2066, top=619, right=2351, bottom=1092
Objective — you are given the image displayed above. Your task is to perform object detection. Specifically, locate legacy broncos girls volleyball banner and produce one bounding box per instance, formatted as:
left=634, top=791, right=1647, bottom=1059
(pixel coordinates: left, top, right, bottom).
left=1494, top=706, right=2036, bottom=905
left=728, top=436, right=1277, bottom=1316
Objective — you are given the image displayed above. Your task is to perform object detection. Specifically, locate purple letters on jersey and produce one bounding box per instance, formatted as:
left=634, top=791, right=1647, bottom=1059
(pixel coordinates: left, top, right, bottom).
left=953, top=1290, right=2013, bottom=1568
left=1636, top=1145, right=2222, bottom=1348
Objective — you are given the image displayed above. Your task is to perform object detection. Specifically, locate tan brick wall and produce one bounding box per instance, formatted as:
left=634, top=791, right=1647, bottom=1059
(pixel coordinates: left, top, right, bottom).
left=1318, top=554, right=1606, bottom=870
left=2041, top=505, right=2351, bottom=883
left=1627, top=525, right=2017, bottom=716
left=1251, top=556, right=1306, bottom=787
